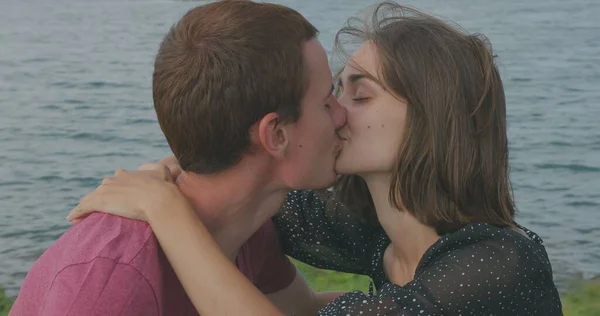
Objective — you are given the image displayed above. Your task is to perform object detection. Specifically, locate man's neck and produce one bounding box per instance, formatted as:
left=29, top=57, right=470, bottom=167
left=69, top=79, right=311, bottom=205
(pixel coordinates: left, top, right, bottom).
left=175, top=159, right=288, bottom=262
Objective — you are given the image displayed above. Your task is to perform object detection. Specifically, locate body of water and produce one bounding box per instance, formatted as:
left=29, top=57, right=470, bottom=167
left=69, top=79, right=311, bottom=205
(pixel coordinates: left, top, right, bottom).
left=0, top=0, right=599, bottom=297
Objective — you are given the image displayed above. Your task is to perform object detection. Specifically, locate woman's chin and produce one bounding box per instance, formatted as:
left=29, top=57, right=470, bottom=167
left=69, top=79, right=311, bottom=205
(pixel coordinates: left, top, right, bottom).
left=334, top=168, right=350, bottom=175
left=334, top=158, right=353, bottom=175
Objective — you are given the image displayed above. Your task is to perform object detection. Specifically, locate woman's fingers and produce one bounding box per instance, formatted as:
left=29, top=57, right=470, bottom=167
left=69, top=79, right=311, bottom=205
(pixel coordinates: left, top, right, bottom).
left=66, top=207, right=89, bottom=223
left=167, top=164, right=182, bottom=180
left=158, top=154, right=178, bottom=165
left=134, top=164, right=173, bottom=182
left=158, top=155, right=182, bottom=180
left=138, top=163, right=157, bottom=171
left=67, top=185, right=113, bottom=221
left=139, top=161, right=181, bottom=181
left=67, top=166, right=179, bottom=225
left=67, top=187, right=140, bottom=222
left=100, top=176, right=113, bottom=186
left=114, top=168, right=129, bottom=177
left=67, top=196, right=99, bottom=222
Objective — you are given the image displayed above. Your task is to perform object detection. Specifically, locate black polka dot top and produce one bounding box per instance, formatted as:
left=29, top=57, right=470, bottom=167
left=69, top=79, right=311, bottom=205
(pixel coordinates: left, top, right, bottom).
left=274, top=190, right=563, bottom=316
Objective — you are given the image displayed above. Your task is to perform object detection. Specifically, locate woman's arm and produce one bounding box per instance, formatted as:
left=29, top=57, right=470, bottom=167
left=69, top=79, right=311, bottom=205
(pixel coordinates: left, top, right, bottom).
left=274, top=190, right=382, bottom=275
left=147, top=192, right=284, bottom=316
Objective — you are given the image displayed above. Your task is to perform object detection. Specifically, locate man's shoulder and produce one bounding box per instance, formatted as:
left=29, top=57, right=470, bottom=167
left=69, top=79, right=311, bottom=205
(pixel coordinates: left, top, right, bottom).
left=27, top=212, right=164, bottom=289
left=51, top=212, right=159, bottom=266
left=11, top=213, right=164, bottom=315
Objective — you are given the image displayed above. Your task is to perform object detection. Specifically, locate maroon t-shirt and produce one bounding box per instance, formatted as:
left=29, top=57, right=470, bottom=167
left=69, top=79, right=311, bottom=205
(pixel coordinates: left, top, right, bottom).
left=10, top=213, right=296, bottom=315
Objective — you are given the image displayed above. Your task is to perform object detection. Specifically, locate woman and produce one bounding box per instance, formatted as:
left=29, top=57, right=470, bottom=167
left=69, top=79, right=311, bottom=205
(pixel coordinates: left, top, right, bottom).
left=68, top=2, right=562, bottom=315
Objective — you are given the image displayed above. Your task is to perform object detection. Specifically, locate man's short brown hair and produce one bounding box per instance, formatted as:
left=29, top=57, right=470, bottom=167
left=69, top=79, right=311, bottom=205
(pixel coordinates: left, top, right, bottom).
left=153, top=1, right=318, bottom=173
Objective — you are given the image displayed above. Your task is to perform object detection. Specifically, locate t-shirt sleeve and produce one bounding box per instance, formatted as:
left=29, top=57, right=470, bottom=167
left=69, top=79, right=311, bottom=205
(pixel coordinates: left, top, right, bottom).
left=273, top=190, right=381, bottom=276
left=251, top=220, right=297, bottom=294
left=39, top=257, right=159, bottom=316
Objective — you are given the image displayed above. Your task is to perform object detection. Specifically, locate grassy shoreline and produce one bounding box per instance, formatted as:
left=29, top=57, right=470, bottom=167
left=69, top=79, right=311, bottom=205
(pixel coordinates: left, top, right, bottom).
left=0, top=287, right=12, bottom=316
left=2, top=262, right=599, bottom=316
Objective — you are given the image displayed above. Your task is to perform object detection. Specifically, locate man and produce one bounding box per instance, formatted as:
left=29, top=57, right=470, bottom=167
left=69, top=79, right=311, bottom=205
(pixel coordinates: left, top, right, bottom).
left=10, top=1, right=346, bottom=315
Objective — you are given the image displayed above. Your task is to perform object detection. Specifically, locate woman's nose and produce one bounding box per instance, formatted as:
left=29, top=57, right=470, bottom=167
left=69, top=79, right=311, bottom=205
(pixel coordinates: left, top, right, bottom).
left=329, top=98, right=347, bottom=129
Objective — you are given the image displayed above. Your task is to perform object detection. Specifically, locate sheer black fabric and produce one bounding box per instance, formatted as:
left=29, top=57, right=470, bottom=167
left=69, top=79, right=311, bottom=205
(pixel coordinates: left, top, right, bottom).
left=273, top=190, right=562, bottom=316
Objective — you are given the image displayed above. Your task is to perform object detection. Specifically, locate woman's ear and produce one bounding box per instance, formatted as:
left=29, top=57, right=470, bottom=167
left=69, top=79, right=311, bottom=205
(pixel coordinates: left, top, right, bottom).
left=256, top=112, right=289, bottom=158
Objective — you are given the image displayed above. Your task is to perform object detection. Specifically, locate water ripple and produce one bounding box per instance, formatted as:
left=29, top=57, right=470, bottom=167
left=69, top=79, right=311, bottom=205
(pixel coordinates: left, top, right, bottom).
left=534, top=163, right=600, bottom=173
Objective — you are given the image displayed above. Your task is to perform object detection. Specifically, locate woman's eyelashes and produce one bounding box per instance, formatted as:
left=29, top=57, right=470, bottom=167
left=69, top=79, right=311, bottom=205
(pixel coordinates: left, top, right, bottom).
left=352, top=96, right=370, bottom=103
left=336, top=83, right=371, bottom=104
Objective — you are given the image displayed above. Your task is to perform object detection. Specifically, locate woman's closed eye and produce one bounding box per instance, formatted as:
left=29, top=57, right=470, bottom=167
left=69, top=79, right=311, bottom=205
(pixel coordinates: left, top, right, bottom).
left=352, top=96, right=370, bottom=103
left=351, top=86, right=372, bottom=103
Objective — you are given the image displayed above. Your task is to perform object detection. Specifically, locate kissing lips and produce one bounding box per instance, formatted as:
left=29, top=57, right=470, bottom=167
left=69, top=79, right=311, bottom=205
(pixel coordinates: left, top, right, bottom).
left=334, top=140, right=343, bottom=158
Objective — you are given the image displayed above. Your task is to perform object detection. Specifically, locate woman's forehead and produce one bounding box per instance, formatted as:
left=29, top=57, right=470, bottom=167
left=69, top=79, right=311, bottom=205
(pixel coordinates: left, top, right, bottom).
left=342, top=42, right=380, bottom=76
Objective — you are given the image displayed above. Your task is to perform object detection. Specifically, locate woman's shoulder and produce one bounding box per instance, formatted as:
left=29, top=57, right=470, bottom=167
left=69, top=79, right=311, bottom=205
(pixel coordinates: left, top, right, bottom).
left=431, top=222, right=547, bottom=252
left=417, top=222, right=554, bottom=280
left=403, top=223, right=559, bottom=314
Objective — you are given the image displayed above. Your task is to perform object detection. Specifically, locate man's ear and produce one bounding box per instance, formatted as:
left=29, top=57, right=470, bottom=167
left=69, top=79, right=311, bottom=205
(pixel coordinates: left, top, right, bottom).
left=256, top=112, right=289, bottom=159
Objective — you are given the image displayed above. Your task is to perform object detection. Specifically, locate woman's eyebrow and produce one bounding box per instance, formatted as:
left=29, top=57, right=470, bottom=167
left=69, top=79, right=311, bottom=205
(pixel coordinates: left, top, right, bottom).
left=339, top=73, right=382, bottom=89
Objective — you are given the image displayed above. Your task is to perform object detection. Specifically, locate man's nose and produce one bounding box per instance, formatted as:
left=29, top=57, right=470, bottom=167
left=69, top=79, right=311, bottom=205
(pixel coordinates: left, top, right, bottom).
left=329, top=98, right=347, bottom=129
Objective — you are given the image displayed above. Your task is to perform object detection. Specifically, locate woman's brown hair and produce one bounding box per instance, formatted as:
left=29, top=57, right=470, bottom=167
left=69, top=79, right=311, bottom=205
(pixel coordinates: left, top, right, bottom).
left=333, top=2, right=516, bottom=235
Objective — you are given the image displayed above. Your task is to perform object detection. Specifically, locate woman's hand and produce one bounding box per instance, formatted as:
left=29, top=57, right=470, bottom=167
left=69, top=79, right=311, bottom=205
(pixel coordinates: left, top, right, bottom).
left=66, top=164, right=191, bottom=224
left=146, top=154, right=182, bottom=180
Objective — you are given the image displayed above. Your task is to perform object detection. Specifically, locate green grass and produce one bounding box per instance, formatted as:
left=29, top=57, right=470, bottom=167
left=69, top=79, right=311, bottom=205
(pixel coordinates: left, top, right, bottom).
left=561, top=276, right=600, bottom=316
left=0, top=287, right=13, bottom=316
left=2, top=264, right=599, bottom=316
left=292, top=259, right=371, bottom=293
